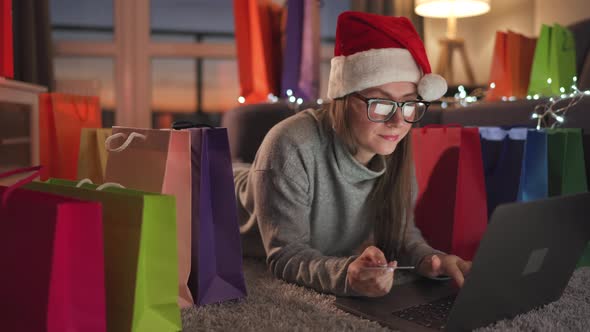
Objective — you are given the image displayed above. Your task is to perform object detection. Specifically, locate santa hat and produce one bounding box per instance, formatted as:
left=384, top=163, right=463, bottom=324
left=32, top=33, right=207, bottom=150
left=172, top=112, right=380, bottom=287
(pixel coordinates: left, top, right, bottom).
left=327, top=12, right=447, bottom=101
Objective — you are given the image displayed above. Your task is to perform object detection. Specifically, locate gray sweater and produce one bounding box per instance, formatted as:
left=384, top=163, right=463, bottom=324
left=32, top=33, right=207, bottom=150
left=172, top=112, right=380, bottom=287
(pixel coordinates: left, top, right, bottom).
left=235, top=108, right=440, bottom=296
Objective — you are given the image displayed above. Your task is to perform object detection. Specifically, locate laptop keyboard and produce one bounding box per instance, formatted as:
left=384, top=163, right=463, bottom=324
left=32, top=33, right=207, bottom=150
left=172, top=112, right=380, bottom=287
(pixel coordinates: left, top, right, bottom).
left=392, top=295, right=456, bottom=330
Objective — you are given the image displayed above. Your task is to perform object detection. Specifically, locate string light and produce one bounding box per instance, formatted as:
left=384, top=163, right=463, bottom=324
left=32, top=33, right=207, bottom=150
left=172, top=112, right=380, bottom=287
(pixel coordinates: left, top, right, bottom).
left=317, top=98, right=324, bottom=105
left=286, top=89, right=293, bottom=97
left=490, top=82, right=496, bottom=89
left=531, top=84, right=588, bottom=129
left=296, top=98, right=303, bottom=105
left=288, top=96, right=296, bottom=103
left=238, top=96, right=245, bottom=104
left=547, top=78, right=552, bottom=84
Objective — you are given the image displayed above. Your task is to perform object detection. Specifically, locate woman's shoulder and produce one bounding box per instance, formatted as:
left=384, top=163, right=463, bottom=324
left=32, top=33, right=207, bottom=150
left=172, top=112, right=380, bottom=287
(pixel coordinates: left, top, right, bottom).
left=254, top=108, right=328, bottom=170
left=263, top=108, right=327, bottom=151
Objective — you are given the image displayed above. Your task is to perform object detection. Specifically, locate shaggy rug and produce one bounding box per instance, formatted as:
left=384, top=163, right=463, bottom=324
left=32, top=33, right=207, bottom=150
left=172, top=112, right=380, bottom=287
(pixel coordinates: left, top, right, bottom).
left=181, top=258, right=590, bottom=331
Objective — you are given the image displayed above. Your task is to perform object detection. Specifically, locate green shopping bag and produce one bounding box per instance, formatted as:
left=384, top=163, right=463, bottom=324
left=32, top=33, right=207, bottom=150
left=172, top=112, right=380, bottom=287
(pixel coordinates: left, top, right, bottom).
left=528, top=24, right=577, bottom=96
left=25, top=179, right=181, bottom=332
left=549, top=24, right=577, bottom=94
left=547, top=128, right=590, bottom=267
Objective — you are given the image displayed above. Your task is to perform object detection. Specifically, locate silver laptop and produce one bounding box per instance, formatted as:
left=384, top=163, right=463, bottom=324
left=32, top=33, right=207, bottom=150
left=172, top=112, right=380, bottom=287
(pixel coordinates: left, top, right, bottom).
left=335, top=193, right=590, bottom=331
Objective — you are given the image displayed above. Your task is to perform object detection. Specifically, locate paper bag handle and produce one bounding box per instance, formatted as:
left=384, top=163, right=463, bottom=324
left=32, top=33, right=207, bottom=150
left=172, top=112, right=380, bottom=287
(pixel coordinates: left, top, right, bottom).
left=76, top=178, right=126, bottom=191
left=1, top=166, right=43, bottom=207
left=172, top=121, right=214, bottom=130
left=105, top=132, right=147, bottom=152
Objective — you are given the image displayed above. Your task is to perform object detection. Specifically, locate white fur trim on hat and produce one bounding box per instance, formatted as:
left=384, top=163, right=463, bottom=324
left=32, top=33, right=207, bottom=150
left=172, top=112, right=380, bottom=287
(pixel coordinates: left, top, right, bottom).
left=417, top=74, right=447, bottom=101
left=327, top=48, right=447, bottom=101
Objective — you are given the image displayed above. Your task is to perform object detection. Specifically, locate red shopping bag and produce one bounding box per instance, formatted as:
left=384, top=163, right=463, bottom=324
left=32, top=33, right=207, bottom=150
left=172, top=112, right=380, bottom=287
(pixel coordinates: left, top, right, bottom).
left=412, top=125, right=488, bottom=260
left=39, top=93, right=102, bottom=180
left=233, top=0, right=283, bottom=103
left=487, top=31, right=536, bottom=100
left=0, top=0, right=13, bottom=78
left=0, top=166, right=106, bottom=332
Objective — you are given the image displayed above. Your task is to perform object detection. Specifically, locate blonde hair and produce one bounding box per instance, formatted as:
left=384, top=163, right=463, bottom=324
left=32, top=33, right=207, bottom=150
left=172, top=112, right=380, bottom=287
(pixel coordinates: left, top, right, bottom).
left=319, top=97, right=414, bottom=260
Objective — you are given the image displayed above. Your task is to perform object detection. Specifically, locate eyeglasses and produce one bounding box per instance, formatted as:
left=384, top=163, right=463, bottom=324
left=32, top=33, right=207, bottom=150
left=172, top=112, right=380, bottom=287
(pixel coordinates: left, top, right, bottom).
left=351, top=92, right=430, bottom=124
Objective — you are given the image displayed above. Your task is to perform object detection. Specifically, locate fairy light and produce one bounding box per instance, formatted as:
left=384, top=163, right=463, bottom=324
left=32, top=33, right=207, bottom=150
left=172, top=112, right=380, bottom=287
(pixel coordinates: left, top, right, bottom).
left=317, top=98, right=324, bottom=105
left=526, top=95, right=532, bottom=100
left=560, top=87, right=566, bottom=93
left=286, top=89, right=293, bottom=97
left=296, top=98, right=303, bottom=105
left=533, top=94, right=540, bottom=100
left=288, top=96, right=296, bottom=103
left=490, top=82, right=496, bottom=89
left=531, top=84, right=587, bottom=129
left=238, top=96, right=245, bottom=104
left=547, top=78, right=552, bottom=84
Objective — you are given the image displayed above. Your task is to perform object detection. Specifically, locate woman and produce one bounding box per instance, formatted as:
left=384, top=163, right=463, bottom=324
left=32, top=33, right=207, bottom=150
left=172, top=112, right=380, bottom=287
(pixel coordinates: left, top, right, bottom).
left=235, top=11, right=471, bottom=297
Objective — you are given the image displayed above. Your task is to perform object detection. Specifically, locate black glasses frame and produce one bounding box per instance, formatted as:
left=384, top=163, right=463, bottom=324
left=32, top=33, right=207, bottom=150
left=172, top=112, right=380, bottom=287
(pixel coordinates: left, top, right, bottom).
left=351, top=92, right=431, bottom=124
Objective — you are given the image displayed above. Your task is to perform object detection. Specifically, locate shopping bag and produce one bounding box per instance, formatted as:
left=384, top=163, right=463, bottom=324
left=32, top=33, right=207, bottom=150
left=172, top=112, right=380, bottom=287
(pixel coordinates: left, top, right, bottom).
left=0, top=166, right=105, bottom=332
left=26, top=178, right=181, bottom=332
left=547, top=128, right=588, bottom=196
left=487, top=31, right=510, bottom=100
left=104, top=127, right=193, bottom=308
left=0, top=0, right=13, bottom=78
left=509, top=31, right=537, bottom=98
left=487, top=31, right=536, bottom=100
left=233, top=0, right=283, bottom=103
left=546, top=128, right=589, bottom=267
left=39, top=93, right=102, bottom=180
left=548, top=24, right=577, bottom=95
left=78, top=128, right=112, bottom=184
left=412, top=125, right=488, bottom=260
left=187, top=127, right=248, bottom=305
left=528, top=24, right=577, bottom=96
left=297, top=0, right=320, bottom=101
left=517, top=130, right=549, bottom=201
left=479, top=127, right=527, bottom=218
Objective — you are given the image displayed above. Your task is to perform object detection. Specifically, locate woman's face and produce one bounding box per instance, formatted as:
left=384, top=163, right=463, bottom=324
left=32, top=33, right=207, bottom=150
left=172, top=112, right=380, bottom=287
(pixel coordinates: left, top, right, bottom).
left=347, top=81, right=417, bottom=166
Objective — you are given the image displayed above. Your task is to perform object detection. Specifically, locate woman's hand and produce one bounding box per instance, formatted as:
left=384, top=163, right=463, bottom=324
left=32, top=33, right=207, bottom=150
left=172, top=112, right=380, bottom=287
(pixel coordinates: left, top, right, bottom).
left=347, top=246, right=397, bottom=297
left=418, top=254, right=472, bottom=287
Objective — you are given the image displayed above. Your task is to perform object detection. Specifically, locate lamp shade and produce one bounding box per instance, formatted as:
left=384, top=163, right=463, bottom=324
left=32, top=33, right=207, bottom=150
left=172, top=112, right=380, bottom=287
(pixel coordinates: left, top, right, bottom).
left=415, top=0, right=490, bottom=18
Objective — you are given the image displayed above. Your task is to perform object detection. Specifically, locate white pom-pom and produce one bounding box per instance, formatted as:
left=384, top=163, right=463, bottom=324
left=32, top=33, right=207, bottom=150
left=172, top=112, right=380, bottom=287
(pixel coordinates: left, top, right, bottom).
left=417, top=74, right=448, bottom=101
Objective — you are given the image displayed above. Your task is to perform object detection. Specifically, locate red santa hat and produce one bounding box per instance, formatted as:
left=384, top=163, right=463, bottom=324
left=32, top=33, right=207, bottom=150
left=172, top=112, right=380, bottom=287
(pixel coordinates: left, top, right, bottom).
left=327, top=11, right=447, bottom=101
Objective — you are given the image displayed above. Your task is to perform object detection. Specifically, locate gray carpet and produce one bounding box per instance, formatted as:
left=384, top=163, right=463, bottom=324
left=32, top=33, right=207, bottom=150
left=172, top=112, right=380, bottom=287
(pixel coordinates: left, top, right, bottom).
left=182, top=258, right=590, bottom=331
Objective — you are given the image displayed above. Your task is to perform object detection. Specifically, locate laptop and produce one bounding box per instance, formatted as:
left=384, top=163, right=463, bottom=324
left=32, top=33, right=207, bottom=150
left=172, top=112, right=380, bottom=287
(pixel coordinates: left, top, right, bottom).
left=335, top=193, right=590, bottom=331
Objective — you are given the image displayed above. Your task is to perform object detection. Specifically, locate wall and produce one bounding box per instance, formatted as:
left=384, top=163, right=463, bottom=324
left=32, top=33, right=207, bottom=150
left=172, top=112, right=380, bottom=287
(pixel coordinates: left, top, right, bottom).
left=423, top=0, right=535, bottom=86
left=535, top=0, right=590, bottom=27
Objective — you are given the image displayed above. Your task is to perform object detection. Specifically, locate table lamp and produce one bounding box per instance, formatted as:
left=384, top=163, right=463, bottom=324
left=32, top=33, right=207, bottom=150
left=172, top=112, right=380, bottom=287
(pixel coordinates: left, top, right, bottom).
left=415, top=0, right=491, bottom=85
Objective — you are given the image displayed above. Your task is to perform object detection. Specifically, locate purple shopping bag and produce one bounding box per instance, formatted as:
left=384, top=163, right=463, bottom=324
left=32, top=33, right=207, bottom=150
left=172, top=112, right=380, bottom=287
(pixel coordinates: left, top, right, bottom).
left=188, top=127, right=247, bottom=306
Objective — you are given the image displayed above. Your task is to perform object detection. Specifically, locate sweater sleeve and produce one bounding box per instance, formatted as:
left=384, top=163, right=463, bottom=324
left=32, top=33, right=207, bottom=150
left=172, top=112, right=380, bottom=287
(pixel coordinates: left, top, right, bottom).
left=251, top=167, right=358, bottom=296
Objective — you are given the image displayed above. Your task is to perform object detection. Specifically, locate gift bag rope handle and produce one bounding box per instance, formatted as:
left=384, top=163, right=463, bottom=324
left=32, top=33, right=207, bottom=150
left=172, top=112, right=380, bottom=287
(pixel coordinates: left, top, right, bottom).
left=105, top=132, right=147, bottom=152
left=172, top=120, right=214, bottom=130
left=420, top=123, right=462, bottom=133
left=0, top=166, right=43, bottom=207
left=76, top=178, right=126, bottom=191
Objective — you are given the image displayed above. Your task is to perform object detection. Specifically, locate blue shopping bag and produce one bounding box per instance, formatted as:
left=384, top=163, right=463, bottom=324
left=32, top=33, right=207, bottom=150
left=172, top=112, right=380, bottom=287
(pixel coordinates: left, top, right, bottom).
left=517, top=130, right=549, bottom=201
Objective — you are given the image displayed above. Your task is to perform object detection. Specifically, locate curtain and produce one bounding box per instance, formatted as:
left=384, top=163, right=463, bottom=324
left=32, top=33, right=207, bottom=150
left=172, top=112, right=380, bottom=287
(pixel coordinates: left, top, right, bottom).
left=12, top=0, right=54, bottom=90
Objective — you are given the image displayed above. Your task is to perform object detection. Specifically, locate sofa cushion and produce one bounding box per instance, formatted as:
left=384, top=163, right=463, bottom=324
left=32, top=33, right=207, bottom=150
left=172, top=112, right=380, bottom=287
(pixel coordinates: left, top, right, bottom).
left=221, top=102, right=295, bottom=163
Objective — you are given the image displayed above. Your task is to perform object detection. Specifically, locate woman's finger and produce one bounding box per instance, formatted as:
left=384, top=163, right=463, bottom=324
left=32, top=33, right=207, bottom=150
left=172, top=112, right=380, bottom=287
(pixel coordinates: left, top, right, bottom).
left=363, top=246, right=387, bottom=266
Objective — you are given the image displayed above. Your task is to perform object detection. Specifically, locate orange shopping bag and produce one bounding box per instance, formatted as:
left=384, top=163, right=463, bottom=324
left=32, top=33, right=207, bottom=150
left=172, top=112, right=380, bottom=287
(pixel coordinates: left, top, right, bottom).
left=487, top=31, right=536, bottom=100
left=233, top=0, right=283, bottom=103
left=39, top=93, right=101, bottom=181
